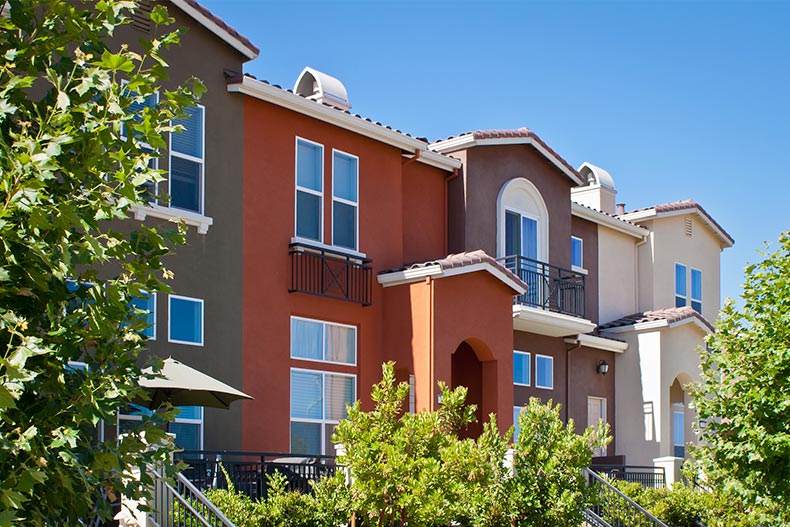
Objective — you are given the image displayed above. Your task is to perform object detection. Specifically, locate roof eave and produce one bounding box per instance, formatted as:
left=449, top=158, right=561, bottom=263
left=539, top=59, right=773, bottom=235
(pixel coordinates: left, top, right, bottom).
left=429, top=134, right=584, bottom=186
left=377, top=261, right=526, bottom=294
left=228, top=77, right=461, bottom=172
left=571, top=202, right=648, bottom=239
left=169, top=0, right=259, bottom=60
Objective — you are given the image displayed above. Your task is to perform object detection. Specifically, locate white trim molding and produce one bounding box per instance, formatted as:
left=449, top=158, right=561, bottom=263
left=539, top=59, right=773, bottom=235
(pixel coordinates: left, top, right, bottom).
left=564, top=334, right=628, bottom=353
left=129, top=203, right=213, bottom=234
left=227, top=77, right=461, bottom=172
left=571, top=201, right=648, bottom=239
left=377, top=261, right=527, bottom=294
left=512, top=304, right=596, bottom=337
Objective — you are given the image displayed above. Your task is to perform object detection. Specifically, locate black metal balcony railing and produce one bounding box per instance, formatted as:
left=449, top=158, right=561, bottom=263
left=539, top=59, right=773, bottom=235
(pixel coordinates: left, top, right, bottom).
left=590, top=464, right=666, bottom=489
left=498, top=255, right=586, bottom=318
left=289, top=242, right=373, bottom=306
left=176, top=450, right=337, bottom=500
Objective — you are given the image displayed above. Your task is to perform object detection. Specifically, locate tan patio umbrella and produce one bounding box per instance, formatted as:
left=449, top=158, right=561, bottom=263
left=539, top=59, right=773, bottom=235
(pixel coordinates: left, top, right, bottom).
left=136, top=357, right=253, bottom=410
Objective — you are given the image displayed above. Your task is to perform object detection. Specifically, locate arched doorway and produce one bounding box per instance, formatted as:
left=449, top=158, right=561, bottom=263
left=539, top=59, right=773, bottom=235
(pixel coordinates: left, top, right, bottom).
left=451, top=341, right=484, bottom=439
left=669, top=373, right=693, bottom=459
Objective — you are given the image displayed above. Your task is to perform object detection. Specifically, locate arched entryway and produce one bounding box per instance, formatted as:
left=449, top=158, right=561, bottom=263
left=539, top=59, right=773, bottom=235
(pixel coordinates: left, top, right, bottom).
left=451, top=338, right=496, bottom=439
left=669, top=373, right=694, bottom=459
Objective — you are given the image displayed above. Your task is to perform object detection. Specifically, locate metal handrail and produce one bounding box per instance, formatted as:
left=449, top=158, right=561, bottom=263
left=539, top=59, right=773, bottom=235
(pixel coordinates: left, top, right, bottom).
left=590, top=464, right=666, bottom=489
left=150, top=466, right=236, bottom=527
left=585, top=468, right=670, bottom=527
left=289, top=242, right=373, bottom=306
left=498, top=254, right=586, bottom=317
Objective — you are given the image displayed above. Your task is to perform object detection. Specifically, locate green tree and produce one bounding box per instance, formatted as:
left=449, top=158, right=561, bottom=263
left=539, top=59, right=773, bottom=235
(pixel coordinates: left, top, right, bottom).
left=691, top=231, right=790, bottom=525
left=0, top=1, right=203, bottom=524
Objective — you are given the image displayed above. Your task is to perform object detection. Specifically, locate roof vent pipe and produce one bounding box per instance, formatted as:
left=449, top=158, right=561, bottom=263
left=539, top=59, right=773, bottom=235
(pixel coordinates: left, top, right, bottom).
left=616, top=203, right=626, bottom=215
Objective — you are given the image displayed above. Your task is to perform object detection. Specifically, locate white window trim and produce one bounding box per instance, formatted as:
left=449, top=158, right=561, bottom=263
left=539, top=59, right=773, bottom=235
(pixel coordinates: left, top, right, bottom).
left=331, top=148, right=360, bottom=252
left=690, top=267, right=702, bottom=310
left=295, top=137, right=325, bottom=243
left=118, top=406, right=203, bottom=450
left=504, top=207, right=543, bottom=261
left=290, top=367, right=357, bottom=455
left=120, top=82, right=163, bottom=208
left=535, top=354, right=554, bottom=390
left=168, top=294, right=204, bottom=347
left=513, top=350, right=531, bottom=387
left=497, top=178, right=549, bottom=262
left=675, top=262, right=687, bottom=306
left=136, top=291, right=157, bottom=341
left=168, top=103, right=206, bottom=215
left=129, top=203, right=214, bottom=234
left=571, top=236, right=584, bottom=272
left=290, top=315, right=357, bottom=366
left=513, top=405, right=523, bottom=440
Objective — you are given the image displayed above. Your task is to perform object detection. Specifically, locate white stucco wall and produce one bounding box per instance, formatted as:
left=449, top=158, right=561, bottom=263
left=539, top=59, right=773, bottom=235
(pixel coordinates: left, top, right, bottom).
left=598, top=227, right=638, bottom=323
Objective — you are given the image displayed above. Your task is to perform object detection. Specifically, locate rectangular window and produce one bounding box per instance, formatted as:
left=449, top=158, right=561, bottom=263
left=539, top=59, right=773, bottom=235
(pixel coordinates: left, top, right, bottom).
left=168, top=295, right=203, bottom=346
left=170, top=105, right=205, bottom=214
left=332, top=150, right=359, bottom=251
left=673, top=403, right=685, bottom=458
left=535, top=354, right=553, bottom=390
left=513, top=351, right=531, bottom=386
left=122, top=88, right=160, bottom=201
left=571, top=236, right=583, bottom=269
left=675, top=263, right=687, bottom=308
left=513, top=406, right=523, bottom=441
left=130, top=292, right=156, bottom=339
left=291, top=317, right=356, bottom=365
left=118, top=405, right=202, bottom=450
left=295, top=138, right=324, bottom=242
left=690, top=268, right=702, bottom=313
left=290, top=369, right=356, bottom=455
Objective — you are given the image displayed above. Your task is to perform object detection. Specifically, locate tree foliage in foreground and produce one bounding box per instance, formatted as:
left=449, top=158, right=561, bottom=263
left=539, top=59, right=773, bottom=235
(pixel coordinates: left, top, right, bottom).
left=0, top=1, right=203, bottom=524
left=691, top=231, right=790, bottom=526
left=330, top=362, right=608, bottom=527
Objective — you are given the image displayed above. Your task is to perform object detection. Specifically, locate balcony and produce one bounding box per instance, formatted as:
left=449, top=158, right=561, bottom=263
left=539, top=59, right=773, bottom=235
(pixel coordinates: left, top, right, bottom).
left=499, top=255, right=595, bottom=337
left=289, top=242, right=373, bottom=306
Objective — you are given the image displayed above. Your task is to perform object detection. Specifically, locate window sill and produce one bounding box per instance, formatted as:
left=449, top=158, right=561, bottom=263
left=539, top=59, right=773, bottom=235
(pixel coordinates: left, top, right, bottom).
left=130, top=204, right=214, bottom=234
left=571, top=265, right=588, bottom=275
left=290, top=237, right=367, bottom=259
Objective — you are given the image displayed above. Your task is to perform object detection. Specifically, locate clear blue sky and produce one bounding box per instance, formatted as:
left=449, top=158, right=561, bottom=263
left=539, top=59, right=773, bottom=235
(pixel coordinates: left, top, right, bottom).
left=200, top=0, right=789, bottom=307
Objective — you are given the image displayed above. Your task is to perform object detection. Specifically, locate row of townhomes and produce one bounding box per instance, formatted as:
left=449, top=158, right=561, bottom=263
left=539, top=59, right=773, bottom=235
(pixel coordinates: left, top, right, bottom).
left=107, top=0, right=733, bottom=484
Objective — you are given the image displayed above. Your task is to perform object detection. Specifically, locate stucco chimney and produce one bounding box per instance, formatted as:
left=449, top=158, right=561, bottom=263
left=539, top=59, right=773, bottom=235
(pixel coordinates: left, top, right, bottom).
left=294, top=67, right=351, bottom=111
left=571, top=162, right=618, bottom=215
left=616, top=203, right=626, bottom=215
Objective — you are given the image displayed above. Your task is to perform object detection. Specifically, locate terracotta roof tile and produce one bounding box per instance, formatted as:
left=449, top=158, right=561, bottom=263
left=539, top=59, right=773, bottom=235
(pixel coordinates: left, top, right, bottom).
left=572, top=201, right=644, bottom=229
left=598, top=306, right=714, bottom=332
left=433, top=128, right=581, bottom=182
left=226, top=75, right=468, bottom=154
left=176, top=0, right=259, bottom=57
left=621, top=199, right=734, bottom=245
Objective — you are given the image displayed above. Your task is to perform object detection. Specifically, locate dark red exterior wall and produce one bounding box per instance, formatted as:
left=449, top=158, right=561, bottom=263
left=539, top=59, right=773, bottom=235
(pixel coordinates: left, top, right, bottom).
left=568, top=347, right=616, bottom=456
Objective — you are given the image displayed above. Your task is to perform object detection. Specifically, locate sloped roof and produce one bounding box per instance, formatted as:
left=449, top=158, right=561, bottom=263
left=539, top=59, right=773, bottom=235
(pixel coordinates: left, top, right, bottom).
left=428, top=128, right=584, bottom=186
left=225, top=74, right=461, bottom=171
left=170, top=0, right=259, bottom=60
left=378, top=250, right=527, bottom=293
left=598, top=306, right=714, bottom=333
left=619, top=199, right=734, bottom=248
left=571, top=201, right=648, bottom=238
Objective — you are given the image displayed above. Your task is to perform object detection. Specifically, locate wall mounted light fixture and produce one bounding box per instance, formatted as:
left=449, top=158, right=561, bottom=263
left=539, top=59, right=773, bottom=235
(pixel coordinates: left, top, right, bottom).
left=597, top=360, right=609, bottom=376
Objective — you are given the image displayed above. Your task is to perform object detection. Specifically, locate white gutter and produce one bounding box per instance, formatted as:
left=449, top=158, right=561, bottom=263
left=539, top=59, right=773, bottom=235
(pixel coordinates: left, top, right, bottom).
left=571, top=202, right=648, bottom=239
left=563, top=334, right=628, bottom=353
left=227, top=77, right=461, bottom=172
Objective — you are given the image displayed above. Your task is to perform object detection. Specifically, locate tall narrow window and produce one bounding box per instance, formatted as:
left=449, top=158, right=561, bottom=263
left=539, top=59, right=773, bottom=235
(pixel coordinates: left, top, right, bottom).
left=290, top=369, right=355, bottom=455
left=170, top=105, right=205, bottom=213
left=690, top=268, right=702, bottom=314
left=513, top=351, right=531, bottom=386
left=673, top=402, right=685, bottom=458
left=332, top=150, right=358, bottom=250
left=130, top=292, right=156, bottom=339
left=122, top=87, right=159, bottom=202
left=513, top=406, right=523, bottom=441
left=535, top=354, right=553, bottom=390
left=505, top=210, right=540, bottom=305
left=296, top=138, right=323, bottom=241
left=675, top=263, right=687, bottom=308
left=571, top=236, right=583, bottom=269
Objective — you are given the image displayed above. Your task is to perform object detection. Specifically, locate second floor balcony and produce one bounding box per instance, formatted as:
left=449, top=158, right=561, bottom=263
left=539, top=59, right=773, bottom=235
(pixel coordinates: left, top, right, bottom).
left=498, top=255, right=586, bottom=318
left=289, top=242, right=373, bottom=306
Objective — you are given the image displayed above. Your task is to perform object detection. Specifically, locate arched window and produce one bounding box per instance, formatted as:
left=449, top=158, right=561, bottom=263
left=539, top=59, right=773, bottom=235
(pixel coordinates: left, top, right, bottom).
left=496, top=178, right=549, bottom=262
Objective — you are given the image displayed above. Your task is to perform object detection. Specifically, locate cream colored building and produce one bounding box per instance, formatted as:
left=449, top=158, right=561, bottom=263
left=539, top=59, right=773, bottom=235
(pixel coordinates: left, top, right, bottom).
left=571, top=164, right=734, bottom=483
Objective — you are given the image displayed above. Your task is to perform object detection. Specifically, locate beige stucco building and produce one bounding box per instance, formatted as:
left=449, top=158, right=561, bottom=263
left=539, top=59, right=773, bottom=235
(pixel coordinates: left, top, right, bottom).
left=572, top=164, right=734, bottom=483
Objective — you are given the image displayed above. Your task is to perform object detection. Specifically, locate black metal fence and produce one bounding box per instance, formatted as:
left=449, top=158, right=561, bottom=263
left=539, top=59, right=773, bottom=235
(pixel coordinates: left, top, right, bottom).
left=590, top=464, right=666, bottom=489
left=289, top=242, right=373, bottom=306
left=176, top=450, right=337, bottom=500
left=586, top=468, right=670, bottom=527
left=498, top=255, right=585, bottom=317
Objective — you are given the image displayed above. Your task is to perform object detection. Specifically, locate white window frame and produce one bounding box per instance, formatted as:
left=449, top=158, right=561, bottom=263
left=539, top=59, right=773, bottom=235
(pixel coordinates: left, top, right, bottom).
left=118, top=406, right=203, bottom=450
left=290, top=367, right=357, bottom=455
left=690, top=267, right=702, bottom=313
left=513, top=405, right=524, bottom=441
left=167, top=294, right=204, bottom=347
left=504, top=207, right=542, bottom=261
left=535, top=354, right=554, bottom=390
left=331, top=148, right=360, bottom=252
left=294, top=137, right=325, bottom=244
left=571, top=236, right=584, bottom=271
left=674, top=262, right=687, bottom=307
left=497, top=178, right=550, bottom=262
left=290, top=316, right=357, bottom=366
left=121, top=82, right=160, bottom=204
left=513, top=350, right=531, bottom=387
left=168, top=104, right=206, bottom=215
left=132, top=291, right=157, bottom=341
left=588, top=396, right=607, bottom=457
